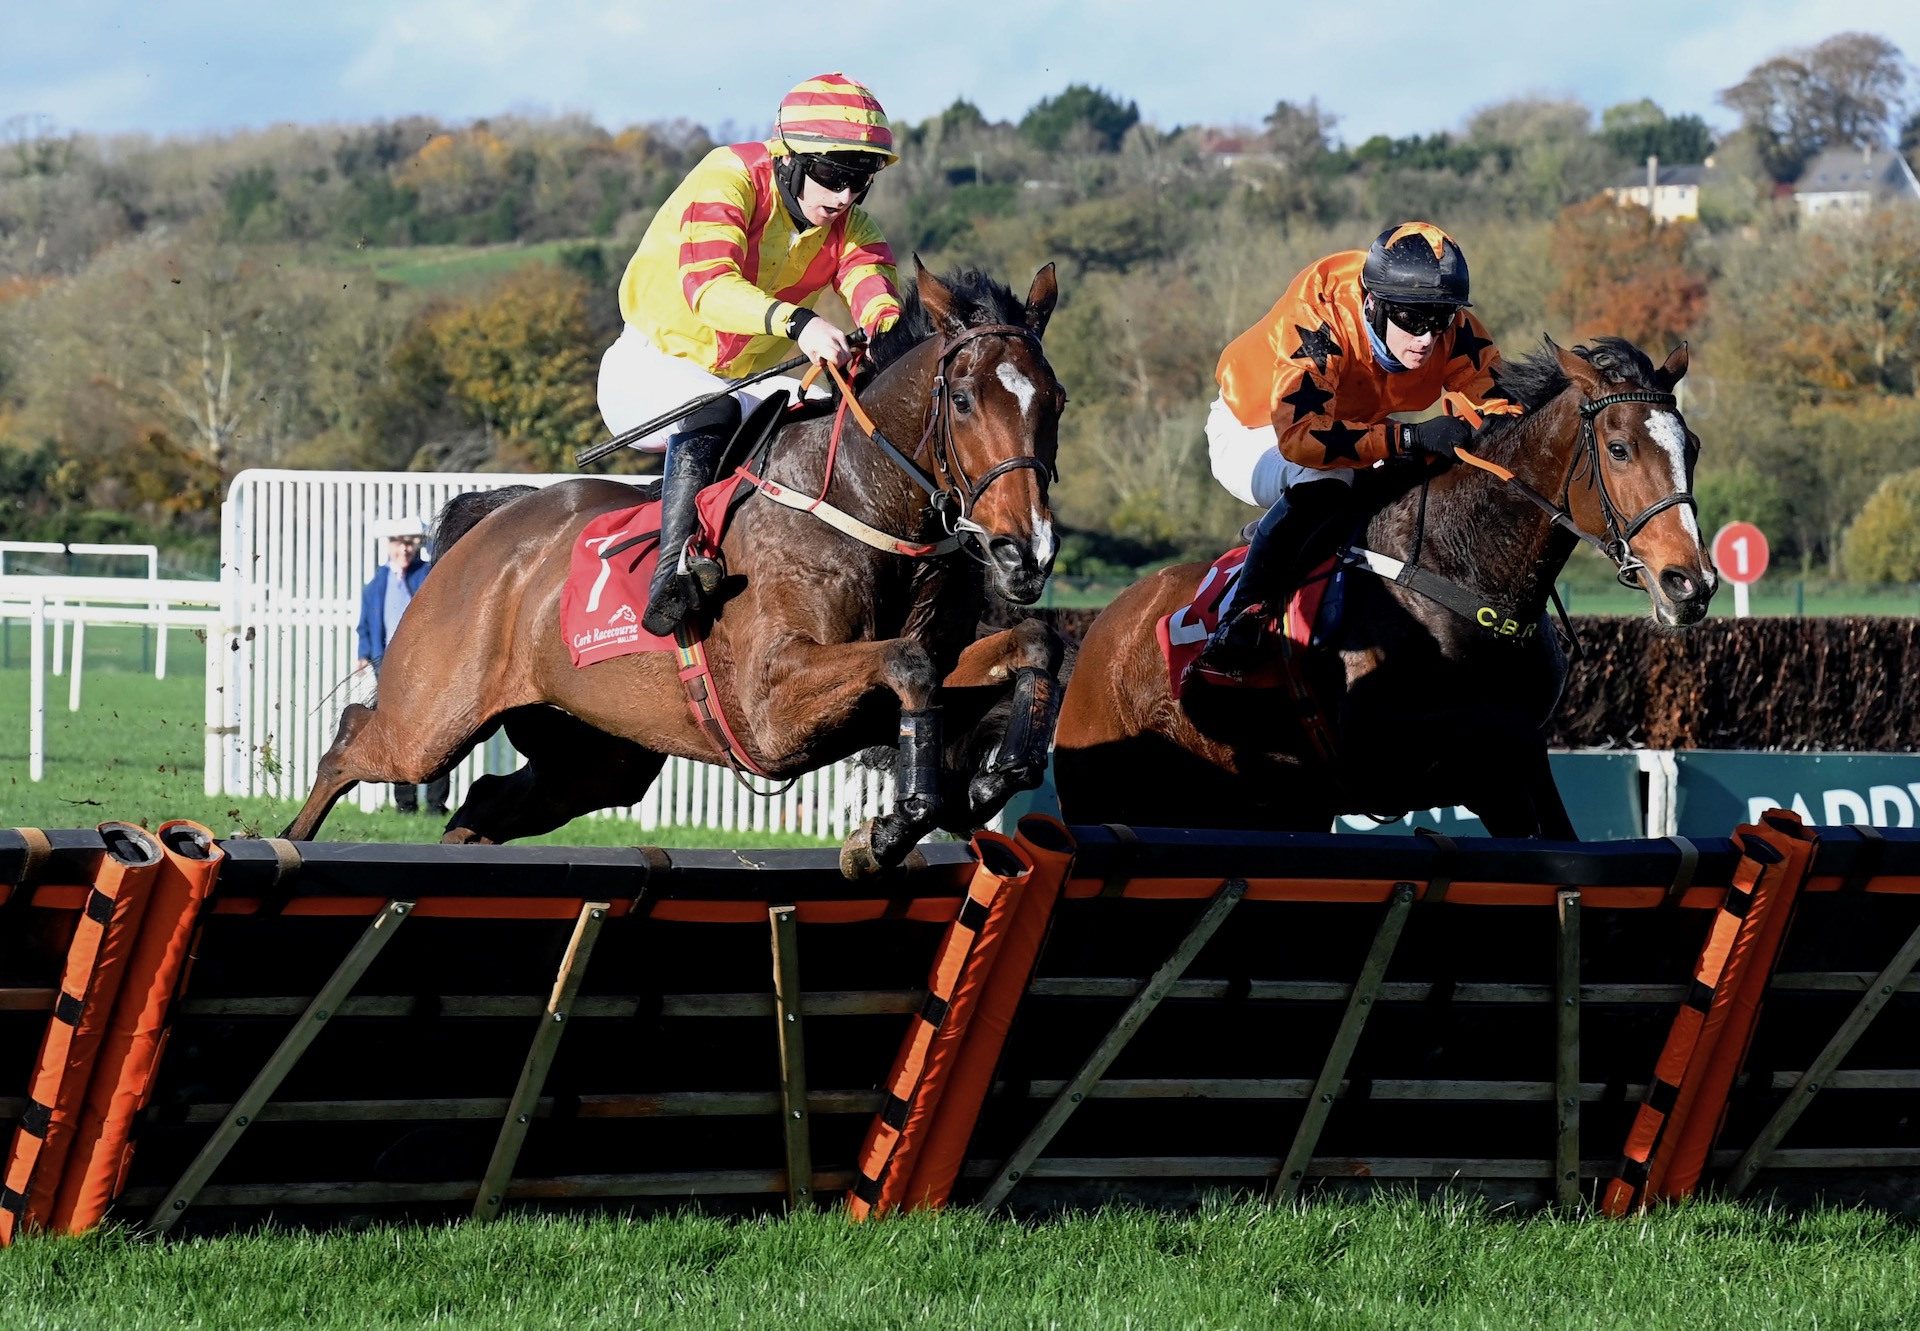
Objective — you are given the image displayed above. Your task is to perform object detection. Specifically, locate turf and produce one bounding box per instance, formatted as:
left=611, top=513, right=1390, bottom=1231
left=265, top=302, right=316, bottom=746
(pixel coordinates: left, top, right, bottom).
left=3, top=1197, right=1918, bottom=1330
left=0, top=625, right=828, bottom=849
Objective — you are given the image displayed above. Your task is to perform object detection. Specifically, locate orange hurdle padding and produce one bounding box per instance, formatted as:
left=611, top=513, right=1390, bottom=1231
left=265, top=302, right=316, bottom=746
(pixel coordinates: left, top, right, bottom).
left=1601, top=812, right=1815, bottom=1215
left=896, top=815, right=1077, bottom=1210
left=1648, top=811, right=1815, bottom=1201
left=48, top=821, right=225, bottom=1234
left=0, top=823, right=163, bottom=1244
left=847, top=831, right=1035, bottom=1219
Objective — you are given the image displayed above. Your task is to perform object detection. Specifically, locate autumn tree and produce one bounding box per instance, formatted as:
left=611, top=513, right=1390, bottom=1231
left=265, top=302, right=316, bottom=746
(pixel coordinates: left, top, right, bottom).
left=1720, top=31, right=1910, bottom=180
left=1843, top=466, right=1920, bottom=580
left=422, top=263, right=600, bottom=470
left=1549, top=197, right=1708, bottom=353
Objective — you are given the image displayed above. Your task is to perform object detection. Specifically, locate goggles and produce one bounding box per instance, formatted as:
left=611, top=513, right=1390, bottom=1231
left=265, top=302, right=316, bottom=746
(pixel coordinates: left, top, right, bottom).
left=801, top=154, right=880, bottom=195
left=1381, top=301, right=1460, bottom=337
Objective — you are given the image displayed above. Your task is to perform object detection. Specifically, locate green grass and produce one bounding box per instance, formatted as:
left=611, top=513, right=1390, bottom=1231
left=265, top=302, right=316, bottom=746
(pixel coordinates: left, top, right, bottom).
left=0, top=625, right=827, bottom=848
left=3, top=1197, right=1918, bottom=1330
left=329, top=239, right=588, bottom=291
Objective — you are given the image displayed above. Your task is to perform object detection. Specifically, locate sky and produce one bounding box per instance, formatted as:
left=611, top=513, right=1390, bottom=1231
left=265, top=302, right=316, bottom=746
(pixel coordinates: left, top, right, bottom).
left=6, top=0, right=1920, bottom=146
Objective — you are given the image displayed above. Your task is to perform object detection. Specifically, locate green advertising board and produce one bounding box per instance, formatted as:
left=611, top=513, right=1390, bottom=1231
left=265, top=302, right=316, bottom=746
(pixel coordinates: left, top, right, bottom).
left=1674, top=751, right=1920, bottom=834
left=1333, top=752, right=1646, bottom=839
left=1000, top=751, right=1647, bottom=838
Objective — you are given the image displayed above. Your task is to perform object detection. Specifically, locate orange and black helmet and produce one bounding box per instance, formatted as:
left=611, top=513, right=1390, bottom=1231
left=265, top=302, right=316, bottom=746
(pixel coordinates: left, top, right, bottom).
left=1362, top=222, right=1471, bottom=306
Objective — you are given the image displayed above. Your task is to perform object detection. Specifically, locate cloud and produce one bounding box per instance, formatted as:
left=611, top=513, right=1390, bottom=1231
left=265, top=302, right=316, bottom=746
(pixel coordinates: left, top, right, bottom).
left=6, top=0, right=1919, bottom=144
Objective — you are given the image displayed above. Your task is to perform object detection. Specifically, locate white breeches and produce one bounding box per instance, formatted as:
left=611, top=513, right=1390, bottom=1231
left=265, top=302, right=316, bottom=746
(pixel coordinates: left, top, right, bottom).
left=596, top=326, right=829, bottom=451
left=1205, top=396, right=1353, bottom=508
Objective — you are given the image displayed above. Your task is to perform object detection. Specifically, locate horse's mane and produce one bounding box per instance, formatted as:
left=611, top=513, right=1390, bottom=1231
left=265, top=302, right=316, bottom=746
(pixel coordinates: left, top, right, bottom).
left=865, top=267, right=1027, bottom=371
left=1477, top=336, right=1660, bottom=442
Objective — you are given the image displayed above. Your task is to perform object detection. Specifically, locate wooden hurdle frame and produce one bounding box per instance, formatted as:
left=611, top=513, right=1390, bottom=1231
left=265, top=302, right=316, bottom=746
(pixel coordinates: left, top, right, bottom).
left=3, top=816, right=1919, bottom=1236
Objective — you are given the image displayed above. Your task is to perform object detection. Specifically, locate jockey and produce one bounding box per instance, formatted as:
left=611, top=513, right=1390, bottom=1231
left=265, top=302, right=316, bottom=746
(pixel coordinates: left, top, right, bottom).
left=598, top=73, right=904, bottom=636
left=1196, top=221, right=1511, bottom=674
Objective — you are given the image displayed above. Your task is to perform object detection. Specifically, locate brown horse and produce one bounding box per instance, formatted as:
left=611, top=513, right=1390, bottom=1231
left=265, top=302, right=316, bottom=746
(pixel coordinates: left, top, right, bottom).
left=1055, top=337, right=1714, bottom=837
left=285, top=264, right=1068, bottom=876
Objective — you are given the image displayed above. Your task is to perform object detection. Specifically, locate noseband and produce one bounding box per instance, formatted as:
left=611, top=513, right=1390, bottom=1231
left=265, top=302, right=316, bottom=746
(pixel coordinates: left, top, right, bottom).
left=1565, top=390, right=1699, bottom=588
left=902, top=322, right=1057, bottom=550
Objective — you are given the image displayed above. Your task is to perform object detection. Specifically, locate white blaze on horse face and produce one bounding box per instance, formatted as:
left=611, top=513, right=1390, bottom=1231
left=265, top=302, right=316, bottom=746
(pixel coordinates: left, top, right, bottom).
left=1646, top=411, right=1706, bottom=552
left=995, top=362, right=1037, bottom=419
left=1031, top=504, right=1057, bottom=569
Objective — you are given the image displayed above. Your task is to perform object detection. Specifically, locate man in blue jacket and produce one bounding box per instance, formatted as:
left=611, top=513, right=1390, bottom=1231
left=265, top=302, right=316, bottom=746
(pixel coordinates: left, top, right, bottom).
left=355, top=517, right=449, bottom=815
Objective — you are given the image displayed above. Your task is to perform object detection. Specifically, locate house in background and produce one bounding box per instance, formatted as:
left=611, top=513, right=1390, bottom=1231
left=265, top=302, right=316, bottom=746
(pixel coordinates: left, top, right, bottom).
left=1792, top=146, right=1920, bottom=218
left=1605, top=156, right=1707, bottom=223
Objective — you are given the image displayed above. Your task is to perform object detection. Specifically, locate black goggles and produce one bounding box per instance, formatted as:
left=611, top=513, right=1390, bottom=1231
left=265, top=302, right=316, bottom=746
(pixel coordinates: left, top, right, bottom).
left=1381, top=301, right=1460, bottom=337
left=801, top=155, right=879, bottom=194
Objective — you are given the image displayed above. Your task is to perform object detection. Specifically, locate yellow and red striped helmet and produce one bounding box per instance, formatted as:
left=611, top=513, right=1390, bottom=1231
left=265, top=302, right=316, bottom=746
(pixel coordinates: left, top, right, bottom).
left=775, top=73, right=897, bottom=164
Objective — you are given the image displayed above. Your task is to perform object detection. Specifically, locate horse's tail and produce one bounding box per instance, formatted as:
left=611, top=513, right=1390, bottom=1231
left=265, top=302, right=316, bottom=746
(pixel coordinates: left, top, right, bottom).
left=434, top=485, right=538, bottom=556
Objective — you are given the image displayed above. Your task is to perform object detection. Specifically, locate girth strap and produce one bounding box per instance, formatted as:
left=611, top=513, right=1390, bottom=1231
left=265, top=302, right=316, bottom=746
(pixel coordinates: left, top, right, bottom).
left=1343, top=547, right=1541, bottom=645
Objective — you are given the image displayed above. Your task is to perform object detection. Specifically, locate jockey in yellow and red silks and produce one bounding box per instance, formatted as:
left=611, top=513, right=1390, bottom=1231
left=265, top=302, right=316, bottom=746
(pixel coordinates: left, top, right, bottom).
left=1196, top=222, right=1517, bottom=673
left=598, top=73, right=905, bottom=636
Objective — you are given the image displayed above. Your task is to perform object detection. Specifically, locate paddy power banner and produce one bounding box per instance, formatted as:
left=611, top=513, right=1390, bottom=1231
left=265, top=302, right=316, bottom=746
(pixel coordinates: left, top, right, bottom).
left=1673, top=751, right=1920, bottom=833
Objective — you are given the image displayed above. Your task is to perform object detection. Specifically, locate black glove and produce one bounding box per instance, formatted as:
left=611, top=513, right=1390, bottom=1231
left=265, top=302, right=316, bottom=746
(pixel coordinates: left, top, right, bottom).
left=1400, top=415, right=1474, bottom=462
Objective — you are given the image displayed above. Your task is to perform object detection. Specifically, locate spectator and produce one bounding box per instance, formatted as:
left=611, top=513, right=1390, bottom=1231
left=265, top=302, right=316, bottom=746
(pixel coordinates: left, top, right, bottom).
left=356, top=516, right=449, bottom=816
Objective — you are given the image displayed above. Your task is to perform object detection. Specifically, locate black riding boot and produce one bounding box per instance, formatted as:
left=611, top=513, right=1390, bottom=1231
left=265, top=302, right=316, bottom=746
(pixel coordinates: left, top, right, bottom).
left=642, top=422, right=732, bottom=637
left=1196, top=478, right=1354, bottom=675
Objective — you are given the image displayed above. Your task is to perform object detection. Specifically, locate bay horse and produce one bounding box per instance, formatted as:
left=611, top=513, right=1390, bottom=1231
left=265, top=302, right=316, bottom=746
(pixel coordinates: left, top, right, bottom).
left=1054, top=337, right=1714, bottom=836
left=284, top=264, right=1068, bottom=876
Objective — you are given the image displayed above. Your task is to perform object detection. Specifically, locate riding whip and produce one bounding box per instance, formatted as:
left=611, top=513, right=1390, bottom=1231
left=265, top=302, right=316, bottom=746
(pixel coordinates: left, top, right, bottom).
left=575, top=353, right=810, bottom=468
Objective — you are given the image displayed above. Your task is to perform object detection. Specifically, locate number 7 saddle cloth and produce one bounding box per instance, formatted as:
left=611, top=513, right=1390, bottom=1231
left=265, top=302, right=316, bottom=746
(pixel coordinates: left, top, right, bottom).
left=557, top=475, right=748, bottom=668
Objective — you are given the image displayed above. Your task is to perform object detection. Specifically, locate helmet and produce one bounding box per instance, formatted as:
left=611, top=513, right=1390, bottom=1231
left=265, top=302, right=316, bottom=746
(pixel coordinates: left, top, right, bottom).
left=1361, top=222, right=1471, bottom=306
left=775, top=73, right=898, bottom=165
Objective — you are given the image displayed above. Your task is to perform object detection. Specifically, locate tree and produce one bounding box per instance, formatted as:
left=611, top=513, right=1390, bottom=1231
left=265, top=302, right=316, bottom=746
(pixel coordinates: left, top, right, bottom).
left=1019, top=85, right=1139, bottom=153
left=1761, top=210, right=1920, bottom=397
left=1599, top=100, right=1714, bottom=164
left=1843, top=466, right=1920, bottom=581
left=1719, top=31, right=1909, bottom=180
left=1262, top=99, right=1338, bottom=171
left=1549, top=197, right=1708, bottom=352
left=424, top=264, right=600, bottom=470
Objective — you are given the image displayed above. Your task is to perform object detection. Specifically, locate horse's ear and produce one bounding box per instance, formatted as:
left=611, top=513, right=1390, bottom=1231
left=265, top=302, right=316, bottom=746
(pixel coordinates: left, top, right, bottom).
left=1655, top=341, right=1690, bottom=391
left=1025, top=263, right=1058, bottom=337
left=914, top=258, right=961, bottom=334
left=1546, top=334, right=1602, bottom=392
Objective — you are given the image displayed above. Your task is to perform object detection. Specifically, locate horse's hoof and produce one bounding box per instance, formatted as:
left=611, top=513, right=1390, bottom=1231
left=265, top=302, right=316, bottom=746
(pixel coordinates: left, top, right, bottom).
left=440, top=827, right=493, bottom=846
left=839, top=820, right=883, bottom=880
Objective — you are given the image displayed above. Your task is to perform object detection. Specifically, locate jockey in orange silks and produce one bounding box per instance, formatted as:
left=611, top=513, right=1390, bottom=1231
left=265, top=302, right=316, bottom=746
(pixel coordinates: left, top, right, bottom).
left=1197, top=222, right=1517, bottom=673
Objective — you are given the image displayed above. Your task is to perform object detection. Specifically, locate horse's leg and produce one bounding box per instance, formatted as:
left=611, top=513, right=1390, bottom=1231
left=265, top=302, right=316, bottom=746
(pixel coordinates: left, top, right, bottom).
left=443, top=711, right=667, bottom=846
left=744, top=637, right=942, bottom=877
left=934, top=617, right=1065, bottom=826
left=281, top=702, right=377, bottom=840
left=280, top=685, right=488, bottom=842
left=1470, top=737, right=1577, bottom=839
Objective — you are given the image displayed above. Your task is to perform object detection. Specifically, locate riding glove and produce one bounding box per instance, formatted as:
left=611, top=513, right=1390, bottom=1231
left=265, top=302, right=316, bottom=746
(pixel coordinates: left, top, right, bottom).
left=1398, top=415, right=1474, bottom=461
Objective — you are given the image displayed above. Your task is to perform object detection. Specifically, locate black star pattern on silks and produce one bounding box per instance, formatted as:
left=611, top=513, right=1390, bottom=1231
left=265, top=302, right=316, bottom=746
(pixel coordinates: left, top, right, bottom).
left=1450, top=322, right=1493, bottom=369
left=1309, top=420, right=1368, bottom=465
left=1278, top=374, right=1335, bottom=423
left=1289, top=321, right=1343, bottom=374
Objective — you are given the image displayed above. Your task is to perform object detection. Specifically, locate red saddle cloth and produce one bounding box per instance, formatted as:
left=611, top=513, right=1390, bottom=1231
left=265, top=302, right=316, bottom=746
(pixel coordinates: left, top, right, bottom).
left=1156, top=547, right=1334, bottom=701
left=559, top=476, right=746, bottom=668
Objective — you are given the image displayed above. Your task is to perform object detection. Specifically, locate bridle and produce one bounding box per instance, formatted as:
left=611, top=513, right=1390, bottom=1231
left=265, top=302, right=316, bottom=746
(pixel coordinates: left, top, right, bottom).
left=1458, top=388, right=1698, bottom=589
left=825, top=322, right=1058, bottom=556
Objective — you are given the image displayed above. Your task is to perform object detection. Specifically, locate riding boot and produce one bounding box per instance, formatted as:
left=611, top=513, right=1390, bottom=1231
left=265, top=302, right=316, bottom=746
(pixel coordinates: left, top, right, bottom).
left=1196, top=478, right=1354, bottom=675
left=642, top=423, right=730, bottom=637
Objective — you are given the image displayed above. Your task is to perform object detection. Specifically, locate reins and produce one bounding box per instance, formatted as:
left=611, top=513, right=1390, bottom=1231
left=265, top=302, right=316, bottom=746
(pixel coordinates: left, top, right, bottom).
left=1347, top=387, right=1697, bottom=648
left=1452, top=389, right=1697, bottom=589
left=732, top=323, right=1053, bottom=562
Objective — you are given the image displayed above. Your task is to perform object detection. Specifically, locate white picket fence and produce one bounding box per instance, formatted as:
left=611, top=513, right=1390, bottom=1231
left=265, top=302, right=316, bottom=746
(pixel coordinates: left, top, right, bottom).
left=210, top=469, right=894, bottom=833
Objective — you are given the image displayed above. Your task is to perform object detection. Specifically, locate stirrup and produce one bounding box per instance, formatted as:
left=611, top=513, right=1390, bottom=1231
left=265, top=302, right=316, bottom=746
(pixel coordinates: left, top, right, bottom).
left=1195, top=604, right=1273, bottom=674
